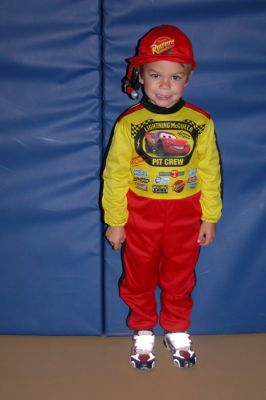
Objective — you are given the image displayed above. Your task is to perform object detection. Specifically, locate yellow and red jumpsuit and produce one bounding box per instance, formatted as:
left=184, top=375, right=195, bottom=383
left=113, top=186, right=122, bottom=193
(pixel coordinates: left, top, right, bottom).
left=102, top=97, right=222, bottom=332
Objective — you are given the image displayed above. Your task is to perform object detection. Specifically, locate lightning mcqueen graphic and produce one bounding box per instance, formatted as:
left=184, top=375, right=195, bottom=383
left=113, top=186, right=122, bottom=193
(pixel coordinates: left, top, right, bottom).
left=145, top=132, right=190, bottom=156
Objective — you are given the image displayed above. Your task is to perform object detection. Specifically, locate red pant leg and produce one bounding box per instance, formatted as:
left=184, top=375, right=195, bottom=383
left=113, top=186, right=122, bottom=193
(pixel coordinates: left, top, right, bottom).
left=159, top=193, right=202, bottom=332
left=119, top=190, right=162, bottom=330
left=119, top=190, right=202, bottom=332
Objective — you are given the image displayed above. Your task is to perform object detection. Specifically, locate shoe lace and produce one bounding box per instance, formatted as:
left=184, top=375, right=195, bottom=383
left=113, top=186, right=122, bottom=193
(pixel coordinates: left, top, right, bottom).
left=167, top=332, right=191, bottom=350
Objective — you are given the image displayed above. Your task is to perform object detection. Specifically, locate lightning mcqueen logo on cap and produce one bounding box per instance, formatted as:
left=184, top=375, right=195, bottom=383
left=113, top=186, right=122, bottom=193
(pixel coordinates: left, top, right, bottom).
left=151, top=36, right=175, bottom=55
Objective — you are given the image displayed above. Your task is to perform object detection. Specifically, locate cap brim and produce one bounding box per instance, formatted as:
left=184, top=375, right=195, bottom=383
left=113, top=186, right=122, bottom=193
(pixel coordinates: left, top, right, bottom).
left=127, top=55, right=197, bottom=70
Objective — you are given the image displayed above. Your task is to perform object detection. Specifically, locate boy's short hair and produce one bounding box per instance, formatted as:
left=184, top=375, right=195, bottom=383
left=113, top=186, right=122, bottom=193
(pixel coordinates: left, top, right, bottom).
left=139, top=63, right=192, bottom=77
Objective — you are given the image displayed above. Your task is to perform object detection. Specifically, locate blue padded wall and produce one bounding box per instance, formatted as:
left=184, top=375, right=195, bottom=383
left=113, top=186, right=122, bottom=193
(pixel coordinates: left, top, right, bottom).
left=0, top=0, right=265, bottom=336
left=0, top=0, right=103, bottom=334
left=103, top=0, right=266, bottom=335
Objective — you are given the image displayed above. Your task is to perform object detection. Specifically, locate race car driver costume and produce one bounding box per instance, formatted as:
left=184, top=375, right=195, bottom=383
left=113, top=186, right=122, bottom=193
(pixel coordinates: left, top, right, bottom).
left=102, top=25, right=222, bottom=369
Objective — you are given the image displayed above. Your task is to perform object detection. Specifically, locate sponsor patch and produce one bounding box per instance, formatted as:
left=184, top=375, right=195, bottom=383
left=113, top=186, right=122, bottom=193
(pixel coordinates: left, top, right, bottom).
left=159, top=171, right=171, bottom=177
left=188, top=176, right=198, bottom=183
left=188, top=181, right=198, bottom=189
left=188, top=184, right=197, bottom=189
left=133, top=169, right=148, bottom=177
left=158, top=170, right=185, bottom=177
left=172, top=180, right=185, bottom=193
left=188, top=168, right=197, bottom=177
left=188, top=175, right=198, bottom=189
left=152, top=185, right=168, bottom=194
left=135, top=183, right=148, bottom=191
left=131, top=156, right=145, bottom=167
left=154, top=176, right=170, bottom=184
left=134, top=177, right=150, bottom=184
left=170, top=170, right=179, bottom=178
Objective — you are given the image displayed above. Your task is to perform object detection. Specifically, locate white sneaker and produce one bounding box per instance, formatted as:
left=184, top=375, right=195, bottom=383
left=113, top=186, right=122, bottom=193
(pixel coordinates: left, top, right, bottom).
left=130, top=330, right=155, bottom=370
left=164, top=332, right=196, bottom=368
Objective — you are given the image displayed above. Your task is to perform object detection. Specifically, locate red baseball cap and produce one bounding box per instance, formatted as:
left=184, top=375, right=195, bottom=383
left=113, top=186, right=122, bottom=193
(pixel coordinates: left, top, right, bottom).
left=128, top=24, right=196, bottom=70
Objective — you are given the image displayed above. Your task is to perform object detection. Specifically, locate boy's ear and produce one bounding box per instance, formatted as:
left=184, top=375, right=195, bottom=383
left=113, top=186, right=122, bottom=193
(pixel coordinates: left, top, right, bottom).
left=138, top=74, right=144, bottom=84
left=184, top=70, right=193, bottom=87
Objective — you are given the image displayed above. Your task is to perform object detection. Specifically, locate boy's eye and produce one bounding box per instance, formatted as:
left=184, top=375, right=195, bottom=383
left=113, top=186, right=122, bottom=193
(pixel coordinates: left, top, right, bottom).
left=172, top=75, right=181, bottom=81
left=150, top=73, right=159, bottom=79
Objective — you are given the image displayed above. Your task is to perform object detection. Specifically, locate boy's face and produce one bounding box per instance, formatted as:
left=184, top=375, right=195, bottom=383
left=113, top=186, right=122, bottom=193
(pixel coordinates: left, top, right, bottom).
left=139, top=60, right=191, bottom=108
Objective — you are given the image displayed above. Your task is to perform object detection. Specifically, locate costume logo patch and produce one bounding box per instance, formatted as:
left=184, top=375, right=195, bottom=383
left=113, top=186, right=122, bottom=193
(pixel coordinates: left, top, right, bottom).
left=131, top=119, right=205, bottom=168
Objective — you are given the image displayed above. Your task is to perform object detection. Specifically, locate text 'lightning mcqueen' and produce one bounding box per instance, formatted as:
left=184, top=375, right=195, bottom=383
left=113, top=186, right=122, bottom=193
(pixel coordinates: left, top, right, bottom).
left=145, top=132, right=190, bottom=156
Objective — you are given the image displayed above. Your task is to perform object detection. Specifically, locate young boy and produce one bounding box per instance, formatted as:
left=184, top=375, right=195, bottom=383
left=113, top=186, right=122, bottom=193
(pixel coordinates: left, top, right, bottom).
left=102, top=25, right=222, bottom=370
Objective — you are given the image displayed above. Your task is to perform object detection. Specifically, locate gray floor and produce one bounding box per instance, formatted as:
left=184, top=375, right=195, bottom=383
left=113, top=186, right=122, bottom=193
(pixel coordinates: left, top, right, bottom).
left=0, top=334, right=265, bottom=400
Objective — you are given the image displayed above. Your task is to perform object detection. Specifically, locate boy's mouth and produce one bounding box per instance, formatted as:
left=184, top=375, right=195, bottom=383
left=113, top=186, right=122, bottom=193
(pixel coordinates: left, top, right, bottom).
left=156, top=95, right=172, bottom=101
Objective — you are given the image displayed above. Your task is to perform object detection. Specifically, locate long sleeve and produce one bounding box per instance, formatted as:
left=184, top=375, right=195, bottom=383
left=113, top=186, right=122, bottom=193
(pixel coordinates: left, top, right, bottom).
left=197, top=118, right=222, bottom=223
left=102, top=120, right=133, bottom=226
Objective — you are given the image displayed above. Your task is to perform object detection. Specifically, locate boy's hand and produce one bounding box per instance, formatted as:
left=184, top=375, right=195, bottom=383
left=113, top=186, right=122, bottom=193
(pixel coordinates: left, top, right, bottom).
left=197, top=221, right=216, bottom=246
left=105, top=226, right=126, bottom=250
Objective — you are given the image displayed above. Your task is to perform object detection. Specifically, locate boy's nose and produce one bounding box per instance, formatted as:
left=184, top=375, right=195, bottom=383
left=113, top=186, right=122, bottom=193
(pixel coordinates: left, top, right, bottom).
left=160, top=78, right=170, bottom=89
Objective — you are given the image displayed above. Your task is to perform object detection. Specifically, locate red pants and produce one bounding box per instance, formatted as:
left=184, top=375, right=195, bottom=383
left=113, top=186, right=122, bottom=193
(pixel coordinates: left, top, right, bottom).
left=119, top=190, right=202, bottom=332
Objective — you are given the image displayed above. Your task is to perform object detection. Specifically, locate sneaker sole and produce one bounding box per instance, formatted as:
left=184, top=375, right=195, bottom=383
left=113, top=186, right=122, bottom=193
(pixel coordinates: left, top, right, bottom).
left=131, top=359, right=155, bottom=370
left=163, top=338, right=196, bottom=368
